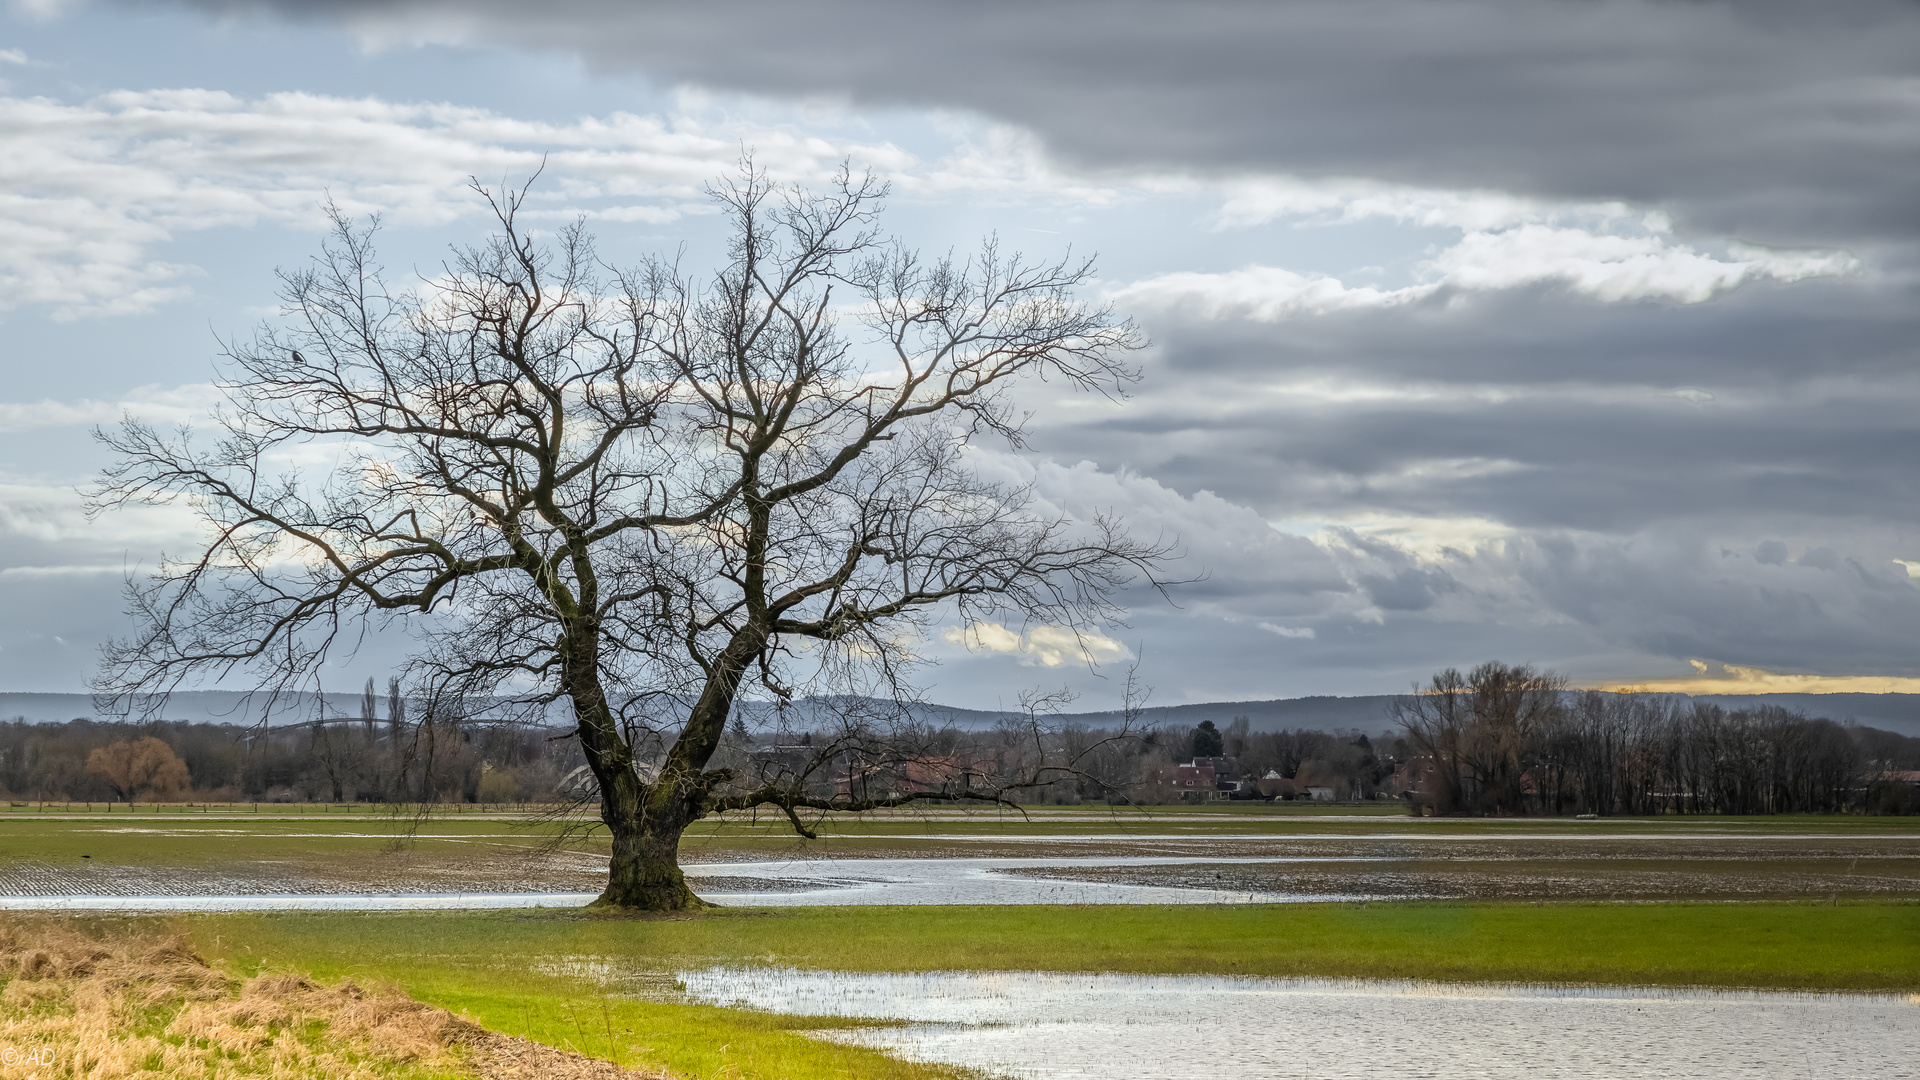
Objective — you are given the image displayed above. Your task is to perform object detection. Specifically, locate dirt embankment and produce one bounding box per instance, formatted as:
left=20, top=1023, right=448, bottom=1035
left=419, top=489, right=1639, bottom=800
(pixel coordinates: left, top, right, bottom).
left=0, top=918, right=659, bottom=1079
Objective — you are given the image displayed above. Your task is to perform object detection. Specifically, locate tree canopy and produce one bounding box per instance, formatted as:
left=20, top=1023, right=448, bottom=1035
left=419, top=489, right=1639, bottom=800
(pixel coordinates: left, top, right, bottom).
left=90, top=164, right=1167, bottom=908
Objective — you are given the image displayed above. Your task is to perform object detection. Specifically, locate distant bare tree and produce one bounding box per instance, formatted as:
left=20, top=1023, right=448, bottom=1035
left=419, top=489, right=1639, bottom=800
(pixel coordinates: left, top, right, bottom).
left=1392, top=662, right=1877, bottom=817
left=306, top=719, right=352, bottom=803
left=90, top=162, right=1167, bottom=909
left=1391, top=661, right=1564, bottom=815
left=86, top=736, right=190, bottom=804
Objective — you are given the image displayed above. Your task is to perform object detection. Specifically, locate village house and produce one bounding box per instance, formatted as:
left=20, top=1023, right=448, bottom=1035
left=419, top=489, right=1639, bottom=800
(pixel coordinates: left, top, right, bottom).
left=1256, top=769, right=1292, bottom=799
left=1171, top=761, right=1217, bottom=798
left=1171, top=756, right=1259, bottom=801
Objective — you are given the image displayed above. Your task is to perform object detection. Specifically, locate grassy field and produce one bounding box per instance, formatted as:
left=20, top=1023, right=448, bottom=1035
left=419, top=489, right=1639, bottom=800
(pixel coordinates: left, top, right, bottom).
left=3, top=802, right=1917, bottom=855
left=3, top=806, right=1917, bottom=902
left=3, top=802, right=1917, bottom=1079
left=182, top=902, right=1920, bottom=992
left=140, top=901, right=1920, bottom=1079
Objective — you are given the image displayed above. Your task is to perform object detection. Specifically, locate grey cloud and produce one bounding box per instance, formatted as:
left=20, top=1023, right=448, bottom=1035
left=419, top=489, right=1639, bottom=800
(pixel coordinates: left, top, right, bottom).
left=1358, top=567, right=1455, bottom=613
left=1137, top=279, right=1920, bottom=390
left=1026, top=279, right=1920, bottom=535
left=159, top=0, right=1920, bottom=245
left=1006, top=254, right=1920, bottom=683
left=1797, top=546, right=1843, bottom=572
left=952, top=598, right=1626, bottom=706
left=38, top=0, right=1920, bottom=697
left=1509, top=527, right=1920, bottom=676
left=1018, top=458, right=1355, bottom=619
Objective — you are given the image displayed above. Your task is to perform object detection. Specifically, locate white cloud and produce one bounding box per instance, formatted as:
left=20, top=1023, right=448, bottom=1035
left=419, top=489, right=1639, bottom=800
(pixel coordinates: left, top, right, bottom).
left=954, top=451, right=1374, bottom=638
left=1429, top=225, right=1856, bottom=303
left=905, top=122, right=1132, bottom=207
left=1211, top=175, right=1644, bottom=234
left=0, top=80, right=1859, bottom=325
left=1114, top=224, right=1857, bottom=320
left=1121, top=176, right=1860, bottom=320
left=0, top=49, right=26, bottom=65
left=1110, top=265, right=1415, bottom=321
left=0, top=383, right=222, bottom=433
left=0, top=88, right=919, bottom=318
left=0, top=564, right=123, bottom=578
left=941, top=621, right=1129, bottom=667
left=1256, top=622, right=1315, bottom=638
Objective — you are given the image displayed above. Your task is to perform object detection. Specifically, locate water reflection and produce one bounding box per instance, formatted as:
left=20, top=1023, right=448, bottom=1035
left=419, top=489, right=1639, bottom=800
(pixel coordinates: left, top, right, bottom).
left=678, top=966, right=1918, bottom=1080
left=4, top=835, right=1911, bottom=909
left=0, top=854, right=1399, bottom=909
left=688, top=855, right=1388, bottom=905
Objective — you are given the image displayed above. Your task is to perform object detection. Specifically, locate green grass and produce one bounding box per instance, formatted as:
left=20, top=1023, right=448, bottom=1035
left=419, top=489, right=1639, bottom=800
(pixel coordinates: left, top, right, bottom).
left=175, top=912, right=983, bottom=1080
left=363, top=977, right=967, bottom=1080
left=182, top=901, right=1920, bottom=996
left=150, top=901, right=1920, bottom=1078
left=10, top=804, right=1914, bottom=1078
left=3, top=806, right=1915, bottom=870
left=21, top=898, right=1895, bottom=1079
left=0, top=815, right=561, bottom=865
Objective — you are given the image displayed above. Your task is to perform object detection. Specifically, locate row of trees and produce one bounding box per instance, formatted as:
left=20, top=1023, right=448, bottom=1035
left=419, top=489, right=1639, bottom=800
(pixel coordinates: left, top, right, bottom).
left=0, top=703, right=584, bottom=805
left=0, top=691, right=1349, bottom=808
left=1393, top=662, right=1920, bottom=816
left=6, top=681, right=1912, bottom=816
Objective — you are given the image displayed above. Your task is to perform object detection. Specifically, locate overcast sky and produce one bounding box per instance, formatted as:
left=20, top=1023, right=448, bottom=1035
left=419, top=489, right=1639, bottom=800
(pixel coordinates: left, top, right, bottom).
left=2, top=0, right=1918, bottom=709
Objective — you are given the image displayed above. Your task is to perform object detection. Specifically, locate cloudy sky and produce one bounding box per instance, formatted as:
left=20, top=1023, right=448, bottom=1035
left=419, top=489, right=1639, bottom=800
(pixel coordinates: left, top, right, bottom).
left=2, top=0, right=1919, bottom=709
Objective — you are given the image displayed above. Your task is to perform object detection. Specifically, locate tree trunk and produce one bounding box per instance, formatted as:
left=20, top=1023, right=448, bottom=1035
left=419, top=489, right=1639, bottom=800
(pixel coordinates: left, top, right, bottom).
left=567, top=623, right=759, bottom=912
left=566, top=654, right=714, bottom=910
left=595, top=779, right=710, bottom=911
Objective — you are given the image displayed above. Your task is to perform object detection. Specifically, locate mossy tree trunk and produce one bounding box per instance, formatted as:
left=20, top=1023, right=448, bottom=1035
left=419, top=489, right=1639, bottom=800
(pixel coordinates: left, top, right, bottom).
left=571, top=623, right=763, bottom=911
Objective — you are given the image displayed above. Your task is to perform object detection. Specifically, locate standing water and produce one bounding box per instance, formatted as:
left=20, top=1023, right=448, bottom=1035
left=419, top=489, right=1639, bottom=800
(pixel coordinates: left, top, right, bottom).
left=677, top=966, right=1917, bottom=1080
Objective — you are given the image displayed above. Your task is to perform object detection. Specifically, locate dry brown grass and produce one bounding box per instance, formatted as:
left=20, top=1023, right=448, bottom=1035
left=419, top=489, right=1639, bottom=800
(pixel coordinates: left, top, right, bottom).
left=0, top=919, right=664, bottom=1080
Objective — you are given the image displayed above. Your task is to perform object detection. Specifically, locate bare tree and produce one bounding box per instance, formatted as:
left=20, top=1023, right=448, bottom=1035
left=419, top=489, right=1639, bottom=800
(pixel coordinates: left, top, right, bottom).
left=89, top=163, right=1166, bottom=909
left=1391, top=661, right=1564, bottom=815
left=86, top=736, right=191, bottom=804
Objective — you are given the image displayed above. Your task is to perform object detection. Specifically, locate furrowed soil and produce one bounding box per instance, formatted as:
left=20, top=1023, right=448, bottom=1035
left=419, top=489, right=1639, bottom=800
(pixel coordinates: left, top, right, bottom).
left=1, top=808, right=1916, bottom=902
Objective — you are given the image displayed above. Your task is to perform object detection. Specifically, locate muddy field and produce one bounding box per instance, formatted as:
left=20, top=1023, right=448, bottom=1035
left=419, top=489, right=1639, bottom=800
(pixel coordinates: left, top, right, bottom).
left=1, top=813, right=1915, bottom=904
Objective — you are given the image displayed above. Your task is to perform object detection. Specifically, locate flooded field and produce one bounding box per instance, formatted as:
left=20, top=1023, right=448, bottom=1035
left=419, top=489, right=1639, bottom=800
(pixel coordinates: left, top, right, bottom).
left=676, top=966, right=1919, bottom=1080
left=3, top=809, right=1914, bottom=1079
left=1, top=815, right=1915, bottom=908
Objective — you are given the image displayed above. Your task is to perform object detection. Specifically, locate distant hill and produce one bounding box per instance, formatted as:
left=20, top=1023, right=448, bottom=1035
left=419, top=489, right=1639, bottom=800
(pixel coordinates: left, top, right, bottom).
left=9, top=688, right=1917, bottom=737
left=1034, top=695, right=1403, bottom=735
left=0, top=691, right=375, bottom=727
left=1057, top=691, right=1920, bottom=738
left=1687, top=693, right=1920, bottom=737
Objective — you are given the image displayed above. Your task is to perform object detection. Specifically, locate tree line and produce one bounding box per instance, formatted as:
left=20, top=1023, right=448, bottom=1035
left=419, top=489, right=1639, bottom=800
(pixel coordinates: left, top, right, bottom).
left=0, top=692, right=1313, bottom=808
left=1392, top=661, right=1920, bottom=816
left=0, top=688, right=584, bottom=805
left=4, top=673, right=1912, bottom=815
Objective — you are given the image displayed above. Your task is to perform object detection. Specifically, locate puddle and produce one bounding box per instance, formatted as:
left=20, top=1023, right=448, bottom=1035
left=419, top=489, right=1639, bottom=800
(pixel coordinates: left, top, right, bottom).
left=0, top=854, right=1407, bottom=909
left=676, top=966, right=1920, bottom=1080
left=685, top=855, right=1389, bottom=905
